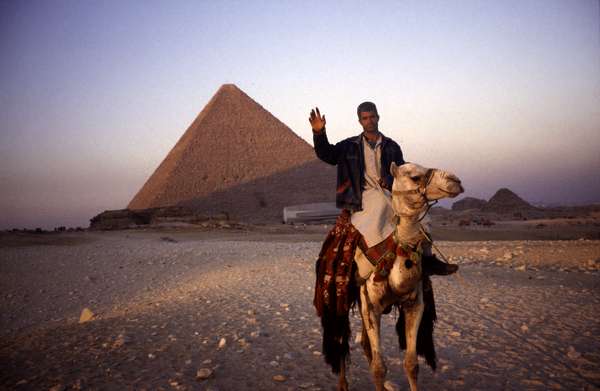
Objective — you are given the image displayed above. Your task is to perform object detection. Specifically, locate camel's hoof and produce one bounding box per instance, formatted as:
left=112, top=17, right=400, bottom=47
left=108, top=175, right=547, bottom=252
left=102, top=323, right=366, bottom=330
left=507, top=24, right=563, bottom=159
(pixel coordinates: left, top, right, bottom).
left=337, top=382, right=349, bottom=391
left=384, top=380, right=399, bottom=391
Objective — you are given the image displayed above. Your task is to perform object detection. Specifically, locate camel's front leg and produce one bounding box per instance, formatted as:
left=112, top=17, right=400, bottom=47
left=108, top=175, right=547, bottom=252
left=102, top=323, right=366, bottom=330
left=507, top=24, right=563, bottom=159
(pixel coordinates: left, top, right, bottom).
left=359, top=284, right=387, bottom=391
left=403, top=286, right=424, bottom=391
left=337, top=358, right=348, bottom=391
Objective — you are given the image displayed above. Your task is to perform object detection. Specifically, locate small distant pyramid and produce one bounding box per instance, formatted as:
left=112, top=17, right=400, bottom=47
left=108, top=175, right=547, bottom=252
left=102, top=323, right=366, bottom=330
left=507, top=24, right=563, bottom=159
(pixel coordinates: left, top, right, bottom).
left=451, top=196, right=487, bottom=211
left=128, top=84, right=335, bottom=221
left=482, top=188, right=534, bottom=212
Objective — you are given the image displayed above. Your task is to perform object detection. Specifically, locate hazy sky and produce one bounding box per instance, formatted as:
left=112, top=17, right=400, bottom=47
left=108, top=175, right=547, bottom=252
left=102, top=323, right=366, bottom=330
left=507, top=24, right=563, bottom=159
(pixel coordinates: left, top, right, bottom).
left=1, top=0, right=599, bottom=229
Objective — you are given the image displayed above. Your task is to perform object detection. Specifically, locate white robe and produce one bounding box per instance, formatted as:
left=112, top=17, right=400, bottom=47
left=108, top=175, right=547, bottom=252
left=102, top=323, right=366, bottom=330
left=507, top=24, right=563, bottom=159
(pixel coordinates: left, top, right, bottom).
left=350, top=136, right=395, bottom=247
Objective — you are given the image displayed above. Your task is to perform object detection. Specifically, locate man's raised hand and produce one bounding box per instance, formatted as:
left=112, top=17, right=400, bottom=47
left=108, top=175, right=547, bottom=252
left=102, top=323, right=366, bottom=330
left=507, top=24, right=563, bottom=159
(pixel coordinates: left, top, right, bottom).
left=309, top=107, right=326, bottom=133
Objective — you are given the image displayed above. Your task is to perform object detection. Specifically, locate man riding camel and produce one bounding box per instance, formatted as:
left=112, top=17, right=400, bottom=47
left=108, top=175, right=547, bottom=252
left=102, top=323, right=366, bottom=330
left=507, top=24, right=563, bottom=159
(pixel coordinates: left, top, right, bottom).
left=309, top=102, right=458, bottom=276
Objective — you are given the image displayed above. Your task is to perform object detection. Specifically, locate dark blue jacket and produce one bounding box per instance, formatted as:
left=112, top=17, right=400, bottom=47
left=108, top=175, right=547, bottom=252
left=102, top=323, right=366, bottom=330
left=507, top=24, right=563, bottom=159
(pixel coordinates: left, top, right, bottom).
left=313, top=131, right=405, bottom=211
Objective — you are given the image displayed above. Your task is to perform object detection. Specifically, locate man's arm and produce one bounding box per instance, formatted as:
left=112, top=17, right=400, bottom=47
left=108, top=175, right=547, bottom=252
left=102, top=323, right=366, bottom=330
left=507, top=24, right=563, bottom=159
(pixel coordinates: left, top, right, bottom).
left=394, top=143, right=405, bottom=166
left=309, top=107, right=338, bottom=165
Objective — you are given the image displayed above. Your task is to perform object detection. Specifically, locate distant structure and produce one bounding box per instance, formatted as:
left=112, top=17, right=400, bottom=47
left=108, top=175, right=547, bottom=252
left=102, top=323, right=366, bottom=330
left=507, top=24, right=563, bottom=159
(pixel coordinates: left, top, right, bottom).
left=128, top=84, right=335, bottom=222
left=450, top=187, right=539, bottom=220
left=283, top=202, right=340, bottom=224
left=482, top=188, right=535, bottom=213
left=451, top=196, right=487, bottom=211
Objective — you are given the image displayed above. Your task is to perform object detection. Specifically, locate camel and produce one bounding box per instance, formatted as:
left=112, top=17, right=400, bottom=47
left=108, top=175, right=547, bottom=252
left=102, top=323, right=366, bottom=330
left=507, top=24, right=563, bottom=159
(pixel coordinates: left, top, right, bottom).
left=317, top=162, right=464, bottom=391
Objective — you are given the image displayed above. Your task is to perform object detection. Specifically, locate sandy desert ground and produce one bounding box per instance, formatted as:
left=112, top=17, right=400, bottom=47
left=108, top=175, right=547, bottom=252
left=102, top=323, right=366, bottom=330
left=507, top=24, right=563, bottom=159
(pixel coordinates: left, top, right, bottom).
left=1, top=224, right=599, bottom=391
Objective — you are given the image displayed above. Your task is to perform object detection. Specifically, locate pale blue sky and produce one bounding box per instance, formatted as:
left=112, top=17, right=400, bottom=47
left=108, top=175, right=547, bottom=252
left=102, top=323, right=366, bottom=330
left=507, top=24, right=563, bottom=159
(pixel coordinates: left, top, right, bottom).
left=1, top=0, right=599, bottom=229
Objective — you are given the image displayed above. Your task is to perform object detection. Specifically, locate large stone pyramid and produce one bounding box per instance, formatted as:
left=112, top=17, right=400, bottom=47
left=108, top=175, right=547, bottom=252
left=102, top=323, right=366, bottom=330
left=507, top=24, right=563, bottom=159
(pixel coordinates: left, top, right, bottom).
left=128, top=84, right=335, bottom=221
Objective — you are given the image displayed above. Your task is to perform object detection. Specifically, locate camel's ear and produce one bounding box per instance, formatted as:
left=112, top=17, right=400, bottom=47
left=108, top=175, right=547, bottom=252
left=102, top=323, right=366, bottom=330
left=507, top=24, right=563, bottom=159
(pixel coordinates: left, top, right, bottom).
left=390, top=162, right=399, bottom=177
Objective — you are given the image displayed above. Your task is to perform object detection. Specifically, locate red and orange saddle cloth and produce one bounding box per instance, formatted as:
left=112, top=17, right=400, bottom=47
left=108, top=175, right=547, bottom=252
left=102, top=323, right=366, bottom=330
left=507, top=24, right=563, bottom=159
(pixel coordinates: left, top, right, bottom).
left=313, top=210, right=424, bottom=317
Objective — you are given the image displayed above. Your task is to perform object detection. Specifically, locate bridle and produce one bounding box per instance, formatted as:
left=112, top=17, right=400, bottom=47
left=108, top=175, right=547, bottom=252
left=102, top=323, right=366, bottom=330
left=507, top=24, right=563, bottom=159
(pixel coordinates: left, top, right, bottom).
left=389, top=167, right=467, bottom=285
left=391, top=168, right=438, bottom=221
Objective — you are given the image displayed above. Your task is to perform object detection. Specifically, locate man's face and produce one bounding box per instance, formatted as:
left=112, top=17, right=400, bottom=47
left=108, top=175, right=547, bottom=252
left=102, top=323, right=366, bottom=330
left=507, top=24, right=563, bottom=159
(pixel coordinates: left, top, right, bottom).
left=359, top=111, right=379, bottom=133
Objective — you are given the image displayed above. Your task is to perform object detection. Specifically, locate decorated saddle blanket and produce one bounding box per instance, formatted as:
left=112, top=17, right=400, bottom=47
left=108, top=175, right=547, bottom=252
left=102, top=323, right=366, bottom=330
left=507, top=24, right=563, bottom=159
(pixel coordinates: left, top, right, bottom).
left=313, top=210, right=361, bottom=317
left=314, top=210, right=425, bottom=318
left=356, top=234, right=423, bottom=282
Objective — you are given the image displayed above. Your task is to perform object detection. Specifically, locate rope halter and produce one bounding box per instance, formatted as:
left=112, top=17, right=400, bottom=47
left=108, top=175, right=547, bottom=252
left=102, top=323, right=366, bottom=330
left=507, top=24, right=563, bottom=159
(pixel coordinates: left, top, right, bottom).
left=391, top=168, right=438, bottom=221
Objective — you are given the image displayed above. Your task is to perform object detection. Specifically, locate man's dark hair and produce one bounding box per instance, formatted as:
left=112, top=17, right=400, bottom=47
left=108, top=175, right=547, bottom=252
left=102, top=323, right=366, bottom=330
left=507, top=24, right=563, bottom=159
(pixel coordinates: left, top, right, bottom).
left=357, top=101, right=378, bottom=118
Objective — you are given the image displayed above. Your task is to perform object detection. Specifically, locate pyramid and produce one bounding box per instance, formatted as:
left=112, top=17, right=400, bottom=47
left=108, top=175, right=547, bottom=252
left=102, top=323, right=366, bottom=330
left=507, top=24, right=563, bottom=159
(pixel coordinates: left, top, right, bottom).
left=451, top=196, right=487, bottom=211
left=128, top=84, right=335, bottom=221
left=482, top=188, right=534, bottom=212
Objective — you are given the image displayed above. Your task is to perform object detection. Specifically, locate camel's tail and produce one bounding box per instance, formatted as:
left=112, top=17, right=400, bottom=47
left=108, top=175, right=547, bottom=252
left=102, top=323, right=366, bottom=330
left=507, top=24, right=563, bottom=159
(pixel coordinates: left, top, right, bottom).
left=396, top=275, right=438, bottom=370
left=320, top=310, right=351, bottom=373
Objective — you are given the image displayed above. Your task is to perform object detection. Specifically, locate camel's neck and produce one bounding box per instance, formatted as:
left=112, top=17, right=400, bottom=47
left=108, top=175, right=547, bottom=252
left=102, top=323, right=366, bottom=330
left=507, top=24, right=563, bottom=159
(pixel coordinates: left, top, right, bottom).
left=394, top=214, right=422, bottom=244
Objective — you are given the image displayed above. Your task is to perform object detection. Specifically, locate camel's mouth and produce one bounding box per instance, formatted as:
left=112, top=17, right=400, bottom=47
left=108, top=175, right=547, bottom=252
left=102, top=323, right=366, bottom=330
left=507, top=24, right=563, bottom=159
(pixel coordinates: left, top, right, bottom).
left=438, top=179, right=464, bottom=198
left=443, top=174, right=464, bottom=197
left=451, top=181, right=465, bottom=197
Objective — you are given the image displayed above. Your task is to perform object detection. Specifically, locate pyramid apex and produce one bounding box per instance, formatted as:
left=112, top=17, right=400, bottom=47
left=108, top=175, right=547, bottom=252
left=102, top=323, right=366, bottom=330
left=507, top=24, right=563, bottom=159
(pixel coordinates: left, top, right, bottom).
left=218, top=83, right=241, bottom=92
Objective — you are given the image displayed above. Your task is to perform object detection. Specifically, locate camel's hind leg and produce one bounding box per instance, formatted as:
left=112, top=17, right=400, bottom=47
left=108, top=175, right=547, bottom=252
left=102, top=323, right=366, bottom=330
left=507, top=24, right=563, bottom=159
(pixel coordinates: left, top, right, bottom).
left=403, top=287, right=424, bottom=391
left=359, top=284, right=387, bottom=391
left=337, top=358, right=349, bottom=391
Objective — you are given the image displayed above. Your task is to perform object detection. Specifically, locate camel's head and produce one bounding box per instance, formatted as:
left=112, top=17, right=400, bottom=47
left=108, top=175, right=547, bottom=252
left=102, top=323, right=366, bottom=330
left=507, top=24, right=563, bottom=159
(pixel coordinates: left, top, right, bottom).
left=390, top=162, right=464, bottom=216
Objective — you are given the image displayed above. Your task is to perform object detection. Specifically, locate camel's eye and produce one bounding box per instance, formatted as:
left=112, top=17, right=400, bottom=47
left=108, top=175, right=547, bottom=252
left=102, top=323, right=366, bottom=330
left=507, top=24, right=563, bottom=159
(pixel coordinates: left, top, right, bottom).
left=410, top=175, right=421, bottom=182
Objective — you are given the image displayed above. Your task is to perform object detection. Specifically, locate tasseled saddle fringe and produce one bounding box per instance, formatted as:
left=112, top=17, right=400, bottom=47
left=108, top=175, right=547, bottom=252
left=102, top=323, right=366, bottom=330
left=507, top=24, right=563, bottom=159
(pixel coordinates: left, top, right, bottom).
left=314, top=211, right=361, bottom=374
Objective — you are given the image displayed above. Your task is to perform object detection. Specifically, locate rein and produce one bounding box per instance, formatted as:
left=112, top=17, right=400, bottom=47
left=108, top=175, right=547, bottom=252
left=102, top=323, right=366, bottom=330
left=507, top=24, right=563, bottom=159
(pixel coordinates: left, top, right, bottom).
left=417, top=200, right=437, bottom=222
left=389, top=169, right=468, bottom=287
left=419, top=224, right=470, bottom=288
left=390, top=168, right=437, bottom=221
left=362, top=167, right=469, bottom=289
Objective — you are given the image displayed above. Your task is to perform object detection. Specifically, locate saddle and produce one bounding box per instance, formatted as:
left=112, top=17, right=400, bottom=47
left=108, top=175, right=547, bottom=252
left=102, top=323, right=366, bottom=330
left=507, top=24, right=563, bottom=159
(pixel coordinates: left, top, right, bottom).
left=313, top=210, right=424, bottom=317
left=356, top=232, right=424, bottom=283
